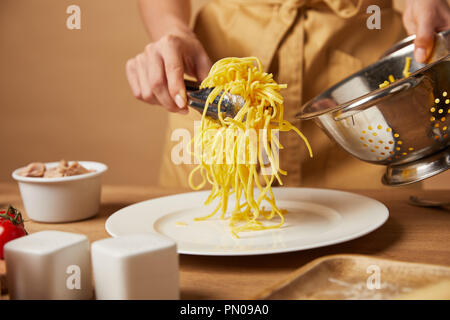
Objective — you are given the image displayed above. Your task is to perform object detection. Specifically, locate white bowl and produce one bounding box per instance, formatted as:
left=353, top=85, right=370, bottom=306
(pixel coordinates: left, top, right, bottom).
left=12, top=161, right=108, bottom=223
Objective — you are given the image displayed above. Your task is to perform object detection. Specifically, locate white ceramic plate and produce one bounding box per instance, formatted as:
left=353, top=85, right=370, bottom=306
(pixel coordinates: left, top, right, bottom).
left=105, top=188, right=388, bottom=256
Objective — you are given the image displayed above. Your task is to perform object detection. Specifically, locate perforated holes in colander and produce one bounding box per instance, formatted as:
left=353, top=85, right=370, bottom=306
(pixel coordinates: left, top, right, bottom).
left=359, top=125, right=410, bottom=160
left=430, top=91, right=450, bottom=140
left=362, top=123, right=419, bottom=160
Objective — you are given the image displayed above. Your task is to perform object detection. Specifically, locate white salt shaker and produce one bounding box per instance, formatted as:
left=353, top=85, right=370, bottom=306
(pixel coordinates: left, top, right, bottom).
left=4, top=230, right=93, bottom=300
left=91, top=234, right=179, bottom=300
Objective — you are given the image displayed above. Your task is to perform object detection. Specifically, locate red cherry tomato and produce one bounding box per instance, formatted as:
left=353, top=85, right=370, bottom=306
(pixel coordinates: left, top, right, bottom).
left=0, top=206, right=27, bottom=259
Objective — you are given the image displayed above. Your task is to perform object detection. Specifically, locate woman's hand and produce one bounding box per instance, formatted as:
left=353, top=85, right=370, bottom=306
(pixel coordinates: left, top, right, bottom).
left=403, top=0, right=450, bottom=63
left=126, top=30, right=212, bottom=114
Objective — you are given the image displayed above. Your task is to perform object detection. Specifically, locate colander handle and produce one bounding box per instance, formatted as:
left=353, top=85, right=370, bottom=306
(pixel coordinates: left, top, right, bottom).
left=333, top=75, right=424, bottom=121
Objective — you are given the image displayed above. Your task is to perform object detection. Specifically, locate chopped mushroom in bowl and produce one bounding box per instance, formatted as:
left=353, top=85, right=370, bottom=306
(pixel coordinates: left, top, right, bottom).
left=18, top=160, right=95, bottom=178
left=12, top=161, right=108, bottom=223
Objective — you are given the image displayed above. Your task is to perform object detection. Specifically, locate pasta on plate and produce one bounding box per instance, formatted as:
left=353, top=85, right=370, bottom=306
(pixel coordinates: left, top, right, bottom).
left=188, top=57, right=312, bottom=237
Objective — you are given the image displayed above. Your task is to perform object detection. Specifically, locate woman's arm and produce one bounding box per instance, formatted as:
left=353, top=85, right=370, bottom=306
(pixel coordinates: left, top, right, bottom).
left=139, top=0, right=191, bottom=40
left=126, top=0, right=211, bottom=114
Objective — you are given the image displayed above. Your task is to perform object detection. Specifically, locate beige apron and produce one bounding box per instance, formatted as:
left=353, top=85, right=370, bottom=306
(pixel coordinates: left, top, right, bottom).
left=159, top=0, right=412, bottom=189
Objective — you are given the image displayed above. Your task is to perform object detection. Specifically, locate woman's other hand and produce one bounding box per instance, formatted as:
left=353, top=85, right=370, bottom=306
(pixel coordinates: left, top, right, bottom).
left=403, top=0, right=450, bottom=63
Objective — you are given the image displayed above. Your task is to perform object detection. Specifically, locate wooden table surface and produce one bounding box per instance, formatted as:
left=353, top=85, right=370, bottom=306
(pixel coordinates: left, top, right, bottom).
left=1, top=183, right=449, bottom=299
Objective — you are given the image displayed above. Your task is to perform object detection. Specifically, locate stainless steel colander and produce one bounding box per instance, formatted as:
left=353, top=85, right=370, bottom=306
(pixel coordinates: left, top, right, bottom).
left=297, top=30, right=450, bottom=186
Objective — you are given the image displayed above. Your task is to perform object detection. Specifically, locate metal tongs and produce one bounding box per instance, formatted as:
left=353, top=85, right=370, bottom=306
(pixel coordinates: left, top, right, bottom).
left=185, top=80, right=244, bottom=120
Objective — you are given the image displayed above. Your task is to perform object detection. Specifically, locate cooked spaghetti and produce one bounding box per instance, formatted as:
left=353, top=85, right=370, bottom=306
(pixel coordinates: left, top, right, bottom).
left=379, top=56, right=412, bottom=88
left=188, top=57, right=312, bottom=237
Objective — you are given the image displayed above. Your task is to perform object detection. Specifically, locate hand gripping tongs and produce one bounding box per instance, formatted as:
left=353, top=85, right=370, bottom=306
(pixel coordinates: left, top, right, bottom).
left=185, top=80, right=244, bottom=120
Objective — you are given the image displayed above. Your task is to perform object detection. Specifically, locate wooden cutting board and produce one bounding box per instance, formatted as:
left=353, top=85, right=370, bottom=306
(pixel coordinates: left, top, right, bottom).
left=254, top=254, right=450, bottom=300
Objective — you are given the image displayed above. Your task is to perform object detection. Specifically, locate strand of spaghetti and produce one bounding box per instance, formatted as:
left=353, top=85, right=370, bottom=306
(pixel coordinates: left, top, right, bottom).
left=262, top=113, right=283, bottom=184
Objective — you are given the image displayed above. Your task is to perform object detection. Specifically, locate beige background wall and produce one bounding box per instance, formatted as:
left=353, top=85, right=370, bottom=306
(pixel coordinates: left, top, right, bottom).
left=0, top=0, right=448, bottom=188
left=1, top=0, right=175, bottom=186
